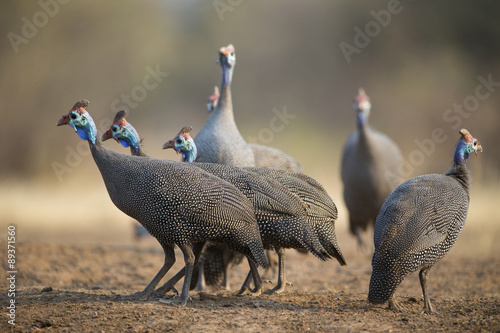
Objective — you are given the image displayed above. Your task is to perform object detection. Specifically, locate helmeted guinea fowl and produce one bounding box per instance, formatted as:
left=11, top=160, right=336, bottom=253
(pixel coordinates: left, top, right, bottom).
left=194, top=44, right=255, bottom=167
left=102, top=110, right=150, bottom=241
left=103, top=114, right=236, bottom=291
left=341, top=88, right=403, bottom=251
left=57, top=100, right=268, bottom=306
left=188, top=44, right=256, bottom=291
left=205, top=82, right=302, bottom=173
left=368, top=129, right=482, bottom=314
left=164, top=126, right=347, bottom=293
left=106, top=117, right=330, bottom=294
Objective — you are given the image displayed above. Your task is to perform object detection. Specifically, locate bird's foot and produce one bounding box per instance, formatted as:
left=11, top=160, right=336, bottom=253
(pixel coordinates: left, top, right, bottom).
left=247, top=286, right=263, bottom=297
left=388, top=298, right=405, bottom=313
left=263, top=280, right=292, bottom=294
left=153, top=284, right=179, bottom=298
left=232, top=286, right=262, bottom=296
left=233, top=286, right=251, bottom=296
left=156, top=296, right=191, bottom=307
left=421, top=304, right=440, bottom=315
left=262, top=279, right=273, bottom=285
left=114, top=290, right=151, bottom=301
left=264, top=285, right=285, bottom=295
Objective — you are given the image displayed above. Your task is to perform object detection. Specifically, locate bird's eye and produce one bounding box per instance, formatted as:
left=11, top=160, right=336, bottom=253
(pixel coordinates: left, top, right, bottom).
left=176, top=138, right=183, bottom=144
left=473, top=140, right=477, bottom=146
left=230, top=52, right=234, bottom=57
left=70, top=112, right=77, bottom=120
left=111, top=125, right=118, bottom=132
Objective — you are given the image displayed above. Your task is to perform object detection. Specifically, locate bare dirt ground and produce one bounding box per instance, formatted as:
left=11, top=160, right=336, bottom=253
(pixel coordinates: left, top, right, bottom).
left=1, top=233, right=499, bottom=332
left=1, top=179, right=499, bottom=332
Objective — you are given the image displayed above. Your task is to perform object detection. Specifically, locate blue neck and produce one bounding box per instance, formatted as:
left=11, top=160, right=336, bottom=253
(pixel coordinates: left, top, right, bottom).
left=356, top=110, right=368, bottom=129
left=72, top=114, right=97, bottom=145
left=453, top=139, right=470, bottom=166
left=182, top=147, right=197, bottom=163
left=115, top=124, right=142, bottom=156
left=130, top=144, right=141, bottom=156
left=220, top=60, right=233, bottom=88
left=180, top=139, right=197, bottom=163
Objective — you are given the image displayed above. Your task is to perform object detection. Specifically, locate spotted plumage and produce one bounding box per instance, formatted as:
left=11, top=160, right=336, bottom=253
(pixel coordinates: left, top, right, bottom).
left=368, top=129, right=482, bottom=313
left=58, top=101, right=267, bottom=306
left=107, top=116, right=331, bottom=293
left=245, top=167, right=346, bottom=266
left=164, top=126, right=345, bottom=293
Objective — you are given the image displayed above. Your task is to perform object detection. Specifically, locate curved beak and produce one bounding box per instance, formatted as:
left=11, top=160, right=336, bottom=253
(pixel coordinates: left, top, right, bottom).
left=475, top=141, right=483, bottom=156
left=162, top=140, right=174, bottom=150
left=57, top=115, right=70, bottom=126
left=101, top=129, right=113, bottom=141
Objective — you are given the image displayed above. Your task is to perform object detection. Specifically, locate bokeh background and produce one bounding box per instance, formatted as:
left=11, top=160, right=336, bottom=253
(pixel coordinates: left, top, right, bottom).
left=1, top=1, right=499, bottom=256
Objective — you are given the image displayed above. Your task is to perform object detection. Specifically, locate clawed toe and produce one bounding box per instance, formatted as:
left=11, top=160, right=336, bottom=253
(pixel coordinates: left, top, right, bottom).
left=264, top=288, right=282, bottom=295
left=421, top=307, right=440, bottom=315
left=154, top=285, right=179, bottom=298
left=233, top=287, right=250, bottom=296
left=388, top=298, right=405, bottom=313
left=114, top=291, right=151, bottom=301
left=247, top=287, right=263, bottom=297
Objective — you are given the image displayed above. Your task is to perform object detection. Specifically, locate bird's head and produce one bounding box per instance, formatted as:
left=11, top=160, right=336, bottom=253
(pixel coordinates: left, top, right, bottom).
left=353, top=88, right=371, bottom=122
left=207, top=86, right=220, bottom=112
left=458, top=128, right=483, bottom=158
left=101, top=110, right=141, bottom=154
left=217, top=44, right=236, bottom=68
left=57, top=100, right=97, bottom=144
left=162, top=126, right=197, bottom=163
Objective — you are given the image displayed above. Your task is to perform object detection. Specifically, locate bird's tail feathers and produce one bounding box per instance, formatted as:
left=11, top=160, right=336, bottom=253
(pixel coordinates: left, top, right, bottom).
left=248, top=239, right=268, bottom=269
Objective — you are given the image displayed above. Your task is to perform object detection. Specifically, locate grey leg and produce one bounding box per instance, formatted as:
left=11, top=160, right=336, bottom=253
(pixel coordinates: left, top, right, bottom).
left=247, top=258, right=263, bottom=296
left=388, top=295, right=403, bottom=312
left=264, top=248, right=292, bottom=294
left=234, top=257, right=264, bottom=296
left=419, top=267, right=438, bottom=314
left=116, top=245, right=176, bottom=301
left=355, top=225, right=370, bottom=255
left=192, top=260, right=207, bottom=292
left=154, top=242, right=205, bottom=297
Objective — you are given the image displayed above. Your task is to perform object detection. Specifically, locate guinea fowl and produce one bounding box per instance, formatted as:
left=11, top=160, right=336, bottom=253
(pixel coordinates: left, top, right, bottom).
left=369, top=129, right=482, bottom=314
left=164, top=126, right=347, bottom=292
left=194, top=44, right=255, bottom=166
left=186, top=44, right=257, bottom=291
left=106, top=116, right=330, bottom=294
left=102, top=110, right=150, bottom=241
left=341, top=88, right=403, bottom=251
left=205, top=83, right=302, bottom=173
left=57, top=100, right=268, bottom=306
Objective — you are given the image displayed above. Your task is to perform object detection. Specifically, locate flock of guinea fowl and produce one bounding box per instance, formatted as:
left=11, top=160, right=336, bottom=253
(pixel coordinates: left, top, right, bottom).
left=57, top=44, right=483, bottom=313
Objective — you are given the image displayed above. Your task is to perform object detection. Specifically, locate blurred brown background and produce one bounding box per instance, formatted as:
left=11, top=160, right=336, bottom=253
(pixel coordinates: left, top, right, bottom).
left=0, top=1, right=498, bottom=251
